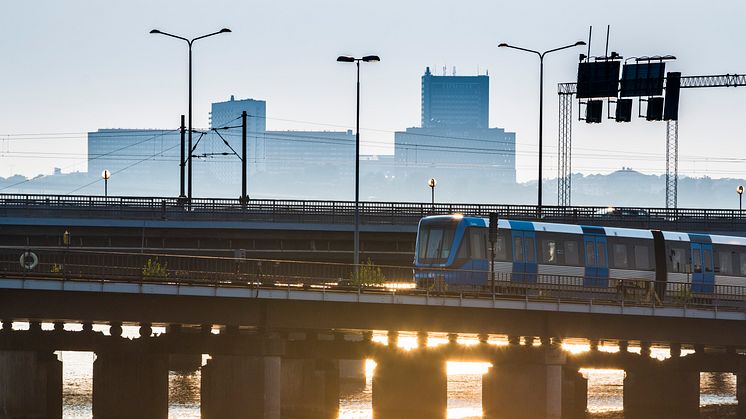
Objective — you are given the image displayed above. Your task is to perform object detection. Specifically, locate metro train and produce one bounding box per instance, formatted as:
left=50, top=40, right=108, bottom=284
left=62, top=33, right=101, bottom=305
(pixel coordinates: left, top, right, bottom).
left=414, top=214, right=746, bottom=300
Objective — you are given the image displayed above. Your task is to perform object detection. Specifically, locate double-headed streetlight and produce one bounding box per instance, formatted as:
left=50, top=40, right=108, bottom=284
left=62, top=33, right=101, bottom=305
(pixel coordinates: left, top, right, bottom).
left=498, top=40, right=586, bottom=215
left=337, top=55, right=380, bottom=268
left=738, top=185, right=744, bottom=211
left=150, top=28, right=232, bottom=202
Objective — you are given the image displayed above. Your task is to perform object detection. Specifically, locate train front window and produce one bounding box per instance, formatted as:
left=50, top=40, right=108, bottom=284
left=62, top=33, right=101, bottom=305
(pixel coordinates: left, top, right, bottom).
left=418, top=221, right=457, bottom=264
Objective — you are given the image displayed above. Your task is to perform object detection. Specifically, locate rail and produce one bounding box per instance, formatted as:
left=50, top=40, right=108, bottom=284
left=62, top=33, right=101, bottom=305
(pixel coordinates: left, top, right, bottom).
left=0, top=193, right=746, bottom=231
left=3, top=248, right=746, bottom=313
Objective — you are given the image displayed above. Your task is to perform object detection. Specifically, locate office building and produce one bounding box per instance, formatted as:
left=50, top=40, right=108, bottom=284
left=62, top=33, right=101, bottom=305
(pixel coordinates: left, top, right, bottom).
left=421, top=67, right=489, bottom=129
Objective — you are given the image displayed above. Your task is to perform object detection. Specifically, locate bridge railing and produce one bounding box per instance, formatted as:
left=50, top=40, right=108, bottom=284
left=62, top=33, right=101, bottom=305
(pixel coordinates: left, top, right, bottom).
left=2, top=247, right=746, bottom=312
left=1, top=193, right=746, bottom=230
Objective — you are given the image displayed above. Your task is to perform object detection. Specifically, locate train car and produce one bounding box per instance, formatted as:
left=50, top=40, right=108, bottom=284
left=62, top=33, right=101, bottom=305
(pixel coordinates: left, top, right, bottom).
left=414, top=214, right=746, bottom=304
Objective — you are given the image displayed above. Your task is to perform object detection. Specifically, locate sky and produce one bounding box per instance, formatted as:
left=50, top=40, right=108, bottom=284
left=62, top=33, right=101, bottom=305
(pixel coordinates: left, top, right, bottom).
left=1, top=0, right=746, bottom=182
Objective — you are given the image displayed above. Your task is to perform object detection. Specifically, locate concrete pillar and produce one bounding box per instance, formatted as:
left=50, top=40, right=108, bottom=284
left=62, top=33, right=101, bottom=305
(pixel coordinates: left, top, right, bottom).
left=201, top=355, right=281, bottom=419
left=561, top=369, right=587, bottom=419
left=624, top=364, right=699, bottom=419
left=281, top=358, right=339, bottom=419
left=372, top=350, right=447, bottom=418
left=737, top=367, right=746, bottom=419
left=92, top=351, right=169, bottom=419
left=483, top=348, right=566, bottom=419
left=0, top=351, right=62, bottom=419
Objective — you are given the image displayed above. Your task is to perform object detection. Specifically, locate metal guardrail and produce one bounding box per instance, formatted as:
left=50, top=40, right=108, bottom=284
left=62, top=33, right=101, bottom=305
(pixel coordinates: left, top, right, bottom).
left=2, top=248, right=746, bottom=313
left=0, top=193, right=746, bottom=231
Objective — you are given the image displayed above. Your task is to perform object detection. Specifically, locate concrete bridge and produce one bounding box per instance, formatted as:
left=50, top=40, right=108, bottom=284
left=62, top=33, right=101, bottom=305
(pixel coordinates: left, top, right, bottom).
left=1, top=263, right=745, bottom=419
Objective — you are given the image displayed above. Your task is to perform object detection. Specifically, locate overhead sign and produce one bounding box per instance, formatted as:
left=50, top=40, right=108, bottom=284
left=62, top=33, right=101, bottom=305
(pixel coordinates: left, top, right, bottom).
left=577, top=61, right=621, bottom=98
left=620, top=62, right=666, bottom=97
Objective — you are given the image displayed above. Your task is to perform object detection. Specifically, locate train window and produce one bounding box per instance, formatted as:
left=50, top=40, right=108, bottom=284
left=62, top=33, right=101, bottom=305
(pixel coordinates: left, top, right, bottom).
left=470, top=229, right=486, bottom=260
left=613, top=244, right=628, bottom=268
left=542, top=240, right=557, bottom=264
left=565, top=241, right=579, bottom=265
left=691, top=248, right=702, bottom=273
left=669, top=248, right=686, bottom=273
left=634, top=245, right=650, bottom=270
left=525, top=237, right=536, bottom=262
left=425, top=229, right=444, bottom=260
left=597, top=242, right=607, bottom=266
left=440, top=229, right=455, bottom=259
left=494, top=235, right=508, bottom=261
left=740, top=253, right=746, bottom=276
left=514, top=236, right=524, bottom=261
left=704, top=249, right=713, bottom=273
left=585, top=242, right=596, bottom=266
left=718, top=252, right=733, bottom=275
left=457, top=234, right=469, bottom=260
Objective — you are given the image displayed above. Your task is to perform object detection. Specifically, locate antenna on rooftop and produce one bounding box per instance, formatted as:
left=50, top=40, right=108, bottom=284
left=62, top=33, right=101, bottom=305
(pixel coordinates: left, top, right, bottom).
left=442, top=65, right=446, bottom=76
left=452, top=66, right=456, bottom=76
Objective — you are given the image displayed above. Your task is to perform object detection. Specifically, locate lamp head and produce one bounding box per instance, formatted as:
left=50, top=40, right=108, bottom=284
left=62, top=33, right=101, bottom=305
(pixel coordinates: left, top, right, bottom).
left=102, top=169, right=111, bottom=180
left=219, top=28, right=231, bottom=33
left=337, top=56, right=355, bottom=63
left=428, top=178, right=437, bottom=188
left=498, top=43, right=509, bottom=48
left=362, top=55, right=380, bottom=62
left=575, top=41, right=587, bottom=46
left=737, top=185, right=744, bottom=195
left=149, top=29, right=161, bottom=34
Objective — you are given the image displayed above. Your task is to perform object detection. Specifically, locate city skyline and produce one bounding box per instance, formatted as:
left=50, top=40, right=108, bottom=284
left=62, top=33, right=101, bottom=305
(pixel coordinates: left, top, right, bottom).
left=2, top=0, right=746, bottom=185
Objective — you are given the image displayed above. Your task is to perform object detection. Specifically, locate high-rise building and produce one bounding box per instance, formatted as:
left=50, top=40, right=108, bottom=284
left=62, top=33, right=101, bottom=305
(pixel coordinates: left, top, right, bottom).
left=421, top=67, right=489, bottom=129
left=209, top=95, right=266, bottom=132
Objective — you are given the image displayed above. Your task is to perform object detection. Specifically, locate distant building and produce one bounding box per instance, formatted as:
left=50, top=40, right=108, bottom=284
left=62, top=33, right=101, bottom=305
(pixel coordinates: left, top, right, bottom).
left=259, top=130, right=355, bottom=178
left=210, top=95, right=266, bottom=132
left=421, top=67, right=489, bottom=129
left=87, top=128, right=182, bottom=194
left=394, top=126, right=516, bottom=183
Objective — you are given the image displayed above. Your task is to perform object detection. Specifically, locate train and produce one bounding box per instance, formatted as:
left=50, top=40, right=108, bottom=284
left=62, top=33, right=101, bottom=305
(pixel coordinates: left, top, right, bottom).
left=414, top=214, right=746, bottom=301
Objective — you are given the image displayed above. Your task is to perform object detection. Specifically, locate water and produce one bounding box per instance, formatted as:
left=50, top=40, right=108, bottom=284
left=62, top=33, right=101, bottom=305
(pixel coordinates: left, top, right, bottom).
left=55, top=352, right=737, bottom=419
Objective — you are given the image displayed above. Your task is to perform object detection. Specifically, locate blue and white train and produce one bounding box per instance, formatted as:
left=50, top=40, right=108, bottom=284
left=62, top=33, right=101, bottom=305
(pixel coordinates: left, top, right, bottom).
left=414, top=214, right=746, bottom=298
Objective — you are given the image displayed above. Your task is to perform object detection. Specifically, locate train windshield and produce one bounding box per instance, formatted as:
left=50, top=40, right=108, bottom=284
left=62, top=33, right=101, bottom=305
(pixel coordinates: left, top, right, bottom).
left=417, top=219, right=458, bottom=264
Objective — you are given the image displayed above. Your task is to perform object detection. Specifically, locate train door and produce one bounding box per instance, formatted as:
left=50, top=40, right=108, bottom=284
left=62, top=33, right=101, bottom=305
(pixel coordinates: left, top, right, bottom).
left=584, top=236, right=609, bottom=287
left=511, top=231, right=537, bottom=283
left=690, top=243, right=714, bottom=293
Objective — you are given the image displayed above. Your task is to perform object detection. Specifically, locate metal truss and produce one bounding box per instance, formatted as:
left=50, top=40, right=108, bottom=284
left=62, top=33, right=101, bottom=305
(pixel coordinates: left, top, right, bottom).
left=665, top=120, right=679, bottom=209
left=558, top=93, right=573, bottom=206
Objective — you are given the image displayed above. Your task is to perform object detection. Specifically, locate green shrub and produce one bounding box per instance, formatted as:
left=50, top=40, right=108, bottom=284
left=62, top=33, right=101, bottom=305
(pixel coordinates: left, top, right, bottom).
left=143, top=258, right=168, bottom=278
left=50, top=263, right=62, bottom=273
left=350, top=258, right=386, bottom=287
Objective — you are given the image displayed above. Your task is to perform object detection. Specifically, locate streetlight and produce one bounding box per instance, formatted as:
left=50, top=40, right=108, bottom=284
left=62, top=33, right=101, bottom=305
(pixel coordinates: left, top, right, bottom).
left=101, top=169, right=110, bottom=197
left=498, top=40, right=586, bottom=215
left=336, top=54, right=380, bottom=268
left=428, top=178, right=437, bottom=206
left=150, top=28, right=232, bottom=202
left=738, top=185, right=744, bottom=211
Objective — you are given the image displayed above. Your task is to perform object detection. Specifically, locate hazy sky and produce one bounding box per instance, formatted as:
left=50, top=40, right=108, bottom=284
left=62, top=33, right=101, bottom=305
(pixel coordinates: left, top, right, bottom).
left=2, top=0, right=746, bottom=182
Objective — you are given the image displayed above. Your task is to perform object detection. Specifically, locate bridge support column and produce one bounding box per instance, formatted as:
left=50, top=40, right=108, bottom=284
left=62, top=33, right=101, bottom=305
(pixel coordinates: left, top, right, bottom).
left=372, top=350, right=447, bottom=418
left=281, top=358, right=339, bottom=419
left=92, top=351, right=169, bottom=419
left=737, top=366, right=746, bottom=418
left=483, top=347, right=568, bottom=419
left=0, top=350, right=62, bottom=419
left=201, top=355, right=282, bottom=419
left=624, top=364, right=699, bottom=419
left=562, top=369, right=588, bottom=419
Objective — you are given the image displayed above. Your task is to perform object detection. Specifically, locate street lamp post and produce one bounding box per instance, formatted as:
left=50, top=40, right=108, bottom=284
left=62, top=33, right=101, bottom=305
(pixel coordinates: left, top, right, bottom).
left=498, top=40, right=585, bottom=216
left=337, top=54, right=380, bottom=268
left=428, top=178, right=437, bottom=207
left=738, top=185, right=744, bottom=211
left=150, top=28, right=231, bottom=202
left=102, top=169, right=110, bottom=198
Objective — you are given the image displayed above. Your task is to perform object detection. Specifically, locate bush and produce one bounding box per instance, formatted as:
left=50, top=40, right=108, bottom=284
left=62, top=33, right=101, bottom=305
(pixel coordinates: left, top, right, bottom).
left=350, top=258, right=386, bottom=287
left=50, top=263, right=62, bottom=273
left=143, top=258, right=168, bottom=278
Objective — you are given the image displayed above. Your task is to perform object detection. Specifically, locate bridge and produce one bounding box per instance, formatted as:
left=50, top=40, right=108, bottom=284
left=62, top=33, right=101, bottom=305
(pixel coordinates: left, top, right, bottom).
left=1, top=247, right=745, bottom=419
left=2, top=193, right=746, bottom=268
